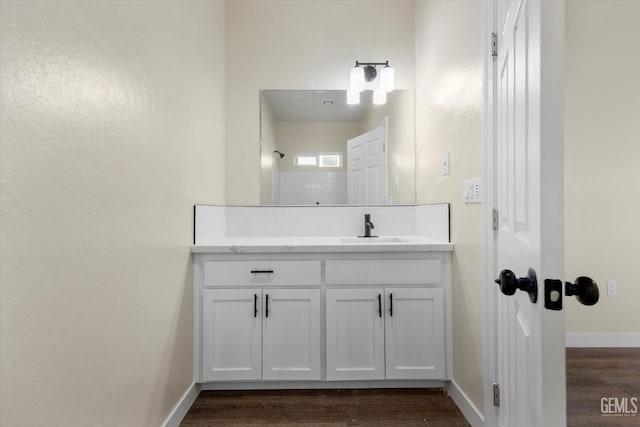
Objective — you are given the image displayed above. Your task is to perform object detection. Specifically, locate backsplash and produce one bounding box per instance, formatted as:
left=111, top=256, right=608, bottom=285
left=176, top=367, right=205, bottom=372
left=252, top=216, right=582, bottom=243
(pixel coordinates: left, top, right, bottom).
left=194, top=204, right=450, bottom=245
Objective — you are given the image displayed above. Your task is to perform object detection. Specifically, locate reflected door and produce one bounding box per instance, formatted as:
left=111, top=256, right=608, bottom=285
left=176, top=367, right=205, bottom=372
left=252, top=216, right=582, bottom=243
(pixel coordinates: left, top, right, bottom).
left=347, top=118, right=387, bottom=204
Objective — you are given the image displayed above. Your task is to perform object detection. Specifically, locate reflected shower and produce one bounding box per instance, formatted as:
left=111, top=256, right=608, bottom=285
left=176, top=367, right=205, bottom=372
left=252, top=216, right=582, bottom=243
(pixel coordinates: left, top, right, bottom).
left=274, top=150, right=285, bottom=159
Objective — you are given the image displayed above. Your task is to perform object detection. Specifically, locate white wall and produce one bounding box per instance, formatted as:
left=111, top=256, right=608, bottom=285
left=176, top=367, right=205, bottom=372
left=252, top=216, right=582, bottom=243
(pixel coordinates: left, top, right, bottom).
left=0, top=1, right=226, bottom=426
left=415, top=0, right=484, bottom=414
left=226, top=0, right=416, bottom=205
left=564, top=0, right=640, bottom=335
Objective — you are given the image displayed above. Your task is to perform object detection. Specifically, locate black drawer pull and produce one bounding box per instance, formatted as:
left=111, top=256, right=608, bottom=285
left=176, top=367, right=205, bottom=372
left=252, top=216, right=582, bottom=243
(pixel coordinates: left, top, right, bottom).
left=389, top=293, right=393, bottom=317
left=254, top=294, right=258, bottom=318
left=378, top=294, right=382, bottom=318
left=265, top=294, right=269, bottom=318
left=251, top=269, right=274, bottom=274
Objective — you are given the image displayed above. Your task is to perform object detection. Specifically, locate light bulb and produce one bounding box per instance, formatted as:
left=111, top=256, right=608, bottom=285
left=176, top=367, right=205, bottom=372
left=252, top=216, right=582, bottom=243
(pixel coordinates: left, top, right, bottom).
left=350, top=66, right=365, bottom=92
left=373, top=90, right=387, bottom=105
left=346, top=89, right=360, bottom=105
left=380, top=66, right=395, bottom=92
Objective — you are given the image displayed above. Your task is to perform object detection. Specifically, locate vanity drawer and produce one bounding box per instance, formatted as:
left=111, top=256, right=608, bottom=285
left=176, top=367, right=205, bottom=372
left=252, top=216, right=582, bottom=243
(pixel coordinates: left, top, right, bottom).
left=325, top=259, right=441, bottom=285
left=203, top=260, right=321, bottom=287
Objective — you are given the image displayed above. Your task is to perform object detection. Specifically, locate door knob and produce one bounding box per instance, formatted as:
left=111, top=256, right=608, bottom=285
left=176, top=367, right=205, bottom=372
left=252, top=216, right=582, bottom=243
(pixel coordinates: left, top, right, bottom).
left=544, top=276, right=599, bottom=310
left=494, top=268, right=538, bottom=303
left=566, top=276, right=599, bottom=306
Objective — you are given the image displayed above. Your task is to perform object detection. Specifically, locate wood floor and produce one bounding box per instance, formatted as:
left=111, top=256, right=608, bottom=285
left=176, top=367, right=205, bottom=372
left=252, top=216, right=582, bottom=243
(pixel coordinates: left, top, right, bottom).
left=566, top=348, right=640, bottom=427
left=180, top=388, right=470, bottom=426
left=182, top=348, right=640, bottom=426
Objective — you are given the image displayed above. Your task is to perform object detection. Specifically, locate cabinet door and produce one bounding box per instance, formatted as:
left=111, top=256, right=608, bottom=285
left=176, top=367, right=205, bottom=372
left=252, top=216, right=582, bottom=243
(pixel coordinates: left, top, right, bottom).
left=385, top=288, right=445, bottom=379
left=262, top=289, right=321, bottom=380
left=326, top=288, right=385, bottom=381
left=202, top=289, right=262, bottom=381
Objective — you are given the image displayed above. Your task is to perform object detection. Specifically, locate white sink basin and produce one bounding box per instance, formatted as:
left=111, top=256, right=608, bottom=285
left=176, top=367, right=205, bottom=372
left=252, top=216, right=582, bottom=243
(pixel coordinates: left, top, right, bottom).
left=340, top=237, right=407, bottom=244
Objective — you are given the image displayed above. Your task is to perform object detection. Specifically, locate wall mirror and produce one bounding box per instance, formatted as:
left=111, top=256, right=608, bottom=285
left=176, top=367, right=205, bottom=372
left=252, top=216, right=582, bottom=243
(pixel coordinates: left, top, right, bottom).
left=260, top=90, right=416, bottom=206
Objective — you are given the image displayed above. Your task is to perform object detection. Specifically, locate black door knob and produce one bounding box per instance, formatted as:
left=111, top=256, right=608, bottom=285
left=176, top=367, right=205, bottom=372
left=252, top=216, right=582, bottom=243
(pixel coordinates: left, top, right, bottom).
left=565, top=276, right=599, bottom=306
left=494, top=268, right=538, bottom=303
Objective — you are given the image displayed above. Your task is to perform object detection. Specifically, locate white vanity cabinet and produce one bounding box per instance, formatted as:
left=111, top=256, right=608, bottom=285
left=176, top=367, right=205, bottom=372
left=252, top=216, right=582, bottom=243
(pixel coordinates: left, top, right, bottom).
left=198, top=258, right=322, bottom=382
left=325, top=258, right=446, bottom=381
left=325, top=288, right=386, bottom=380
left=325, top=287, right=444, bottom=381
left=193, top=250, right=452, bottom=387
left=202, top=288, right=262, bottom=381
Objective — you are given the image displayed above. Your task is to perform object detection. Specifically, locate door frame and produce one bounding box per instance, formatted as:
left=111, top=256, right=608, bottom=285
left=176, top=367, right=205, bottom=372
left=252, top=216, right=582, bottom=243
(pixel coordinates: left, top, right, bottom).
left=481, top=0, right=498, bottom=424
left=482, top=0, right=567, bottom=425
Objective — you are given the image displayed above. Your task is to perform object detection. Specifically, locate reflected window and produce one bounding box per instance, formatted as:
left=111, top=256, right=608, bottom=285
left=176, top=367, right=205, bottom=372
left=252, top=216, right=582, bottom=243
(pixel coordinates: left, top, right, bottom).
left=319, top=153, right=341, bottom=168
left=295, top=154, right=317, bottom=166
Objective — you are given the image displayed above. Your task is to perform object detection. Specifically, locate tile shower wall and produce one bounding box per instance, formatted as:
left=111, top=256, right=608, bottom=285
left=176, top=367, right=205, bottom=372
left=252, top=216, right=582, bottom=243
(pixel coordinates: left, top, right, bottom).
left=278, top=171, right=347, bottom=205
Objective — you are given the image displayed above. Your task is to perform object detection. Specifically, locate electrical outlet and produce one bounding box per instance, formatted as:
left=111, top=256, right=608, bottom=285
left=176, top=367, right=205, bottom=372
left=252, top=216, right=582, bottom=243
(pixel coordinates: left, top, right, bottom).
left=463, top=178, right=483, bottom=203
left=607, top=280, right=617, bottom=296
left=394, top=174, right=400, bottom=189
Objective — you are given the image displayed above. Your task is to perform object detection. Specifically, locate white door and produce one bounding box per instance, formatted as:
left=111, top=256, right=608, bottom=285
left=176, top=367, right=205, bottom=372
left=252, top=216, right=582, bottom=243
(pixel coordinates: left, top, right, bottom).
left=202, top=289, right=262, bottom=381
left=347, top=118, right=387, bottom=204
left=326, top=288, right=385, bottom=381
left=485, top=0, right=566, bottom=425
left=385, top=288, right=445, bottom=379
left=262, top=289, right=321, bottom=380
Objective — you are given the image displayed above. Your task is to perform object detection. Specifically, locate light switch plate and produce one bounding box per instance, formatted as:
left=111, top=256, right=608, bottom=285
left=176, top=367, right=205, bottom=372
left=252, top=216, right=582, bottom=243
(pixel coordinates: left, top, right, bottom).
left=442, top=152, right=450, bottom=175
left=607, top=280, right=617, bottom=296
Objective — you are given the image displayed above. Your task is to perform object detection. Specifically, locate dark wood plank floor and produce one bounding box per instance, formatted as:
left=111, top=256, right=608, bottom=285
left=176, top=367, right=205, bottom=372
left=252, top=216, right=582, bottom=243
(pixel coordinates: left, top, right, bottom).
left=180, top=388, right=470, bottom=426
left=181, top=348, right=640, bottom=426
left=567, top=348, right=640, bottom=427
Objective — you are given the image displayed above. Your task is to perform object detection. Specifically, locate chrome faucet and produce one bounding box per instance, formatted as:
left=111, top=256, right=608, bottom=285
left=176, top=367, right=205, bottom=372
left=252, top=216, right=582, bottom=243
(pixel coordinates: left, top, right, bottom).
left=362, top=213, right=377, bottom=238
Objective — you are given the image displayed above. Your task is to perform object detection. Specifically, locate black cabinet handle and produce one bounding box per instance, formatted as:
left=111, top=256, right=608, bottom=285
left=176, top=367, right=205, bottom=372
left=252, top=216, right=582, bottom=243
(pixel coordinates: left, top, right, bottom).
left=265, top=294, right=269, bottom=318
left=254, top=294, right=258, bottom=318
left=251, top=269, right=274, bottom=274
left=378, top=294, right=382, bottom=318
left=389, top=293, right=393, bottom=317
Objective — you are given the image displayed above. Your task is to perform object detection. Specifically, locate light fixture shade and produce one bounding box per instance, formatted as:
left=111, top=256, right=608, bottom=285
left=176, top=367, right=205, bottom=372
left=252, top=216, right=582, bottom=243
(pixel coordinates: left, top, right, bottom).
left=350, top=66, right=365, bottom=92
left=380, top=66, right=395, bottom=92
left=373, top=89, right=387, bottom=105
left=346, top=89, right=360, bottom=105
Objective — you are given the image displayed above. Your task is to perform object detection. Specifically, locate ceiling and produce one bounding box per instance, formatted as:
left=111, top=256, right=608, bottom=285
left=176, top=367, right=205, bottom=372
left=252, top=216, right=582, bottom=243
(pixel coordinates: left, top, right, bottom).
left=262, top=90, right=371, bottom=123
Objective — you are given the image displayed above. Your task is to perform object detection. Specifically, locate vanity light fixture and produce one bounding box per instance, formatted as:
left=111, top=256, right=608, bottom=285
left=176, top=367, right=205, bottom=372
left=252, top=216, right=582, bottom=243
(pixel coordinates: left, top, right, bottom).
left=349, top=60, right=395, bottom=105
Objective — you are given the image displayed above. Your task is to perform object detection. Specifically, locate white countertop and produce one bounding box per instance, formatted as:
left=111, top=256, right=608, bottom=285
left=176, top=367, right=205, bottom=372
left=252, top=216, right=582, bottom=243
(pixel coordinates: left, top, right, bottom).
left=191, top=236, right=453, bottom=254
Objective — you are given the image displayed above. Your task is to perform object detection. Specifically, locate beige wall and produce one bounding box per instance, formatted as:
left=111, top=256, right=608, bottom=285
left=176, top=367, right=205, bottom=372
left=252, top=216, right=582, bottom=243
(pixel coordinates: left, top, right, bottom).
left=415, top=0, right=484, bottom=413
left=0, top=1, right=226, bottom=426
left=358, top=90, right=416, bottom=204
left=226, top=0, right=416, bottom=205
left=565, top=0, right=640, bottom=333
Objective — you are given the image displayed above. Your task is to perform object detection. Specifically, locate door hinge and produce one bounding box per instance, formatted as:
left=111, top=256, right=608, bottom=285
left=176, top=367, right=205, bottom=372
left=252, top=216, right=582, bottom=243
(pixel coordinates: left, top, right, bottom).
left=383, top=141, right=386, bottom=152
left=491, top=33, right=497, bottom=59
left=492, top=208, right=499, bottom=231
left=493, top=382, right=500, bottom=407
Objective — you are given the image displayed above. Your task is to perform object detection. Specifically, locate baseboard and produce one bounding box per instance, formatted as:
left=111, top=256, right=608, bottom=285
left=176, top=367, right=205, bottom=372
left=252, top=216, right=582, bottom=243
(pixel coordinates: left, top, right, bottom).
left=161, top=382, right=201, bottom=427
left=566, top=333, right=640, bottom=348
left=201, top=379, right=446, bottom=390
left=446, top=380, right=484, bottom=427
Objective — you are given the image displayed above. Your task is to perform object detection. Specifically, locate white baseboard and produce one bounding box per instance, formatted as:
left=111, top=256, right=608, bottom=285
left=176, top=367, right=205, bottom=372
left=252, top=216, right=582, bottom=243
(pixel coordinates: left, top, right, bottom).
left=161, top=382, right=201, bottom=427
left=202, top=379, right=446, bottom=390
left=566, top=333, right=640, bottom=348
left=446, top=380, right=484, bottom=427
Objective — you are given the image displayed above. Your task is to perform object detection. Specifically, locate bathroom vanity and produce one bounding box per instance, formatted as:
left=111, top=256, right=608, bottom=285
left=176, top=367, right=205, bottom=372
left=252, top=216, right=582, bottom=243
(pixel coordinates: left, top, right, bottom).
left=191, top=236, right=453, bottom=389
